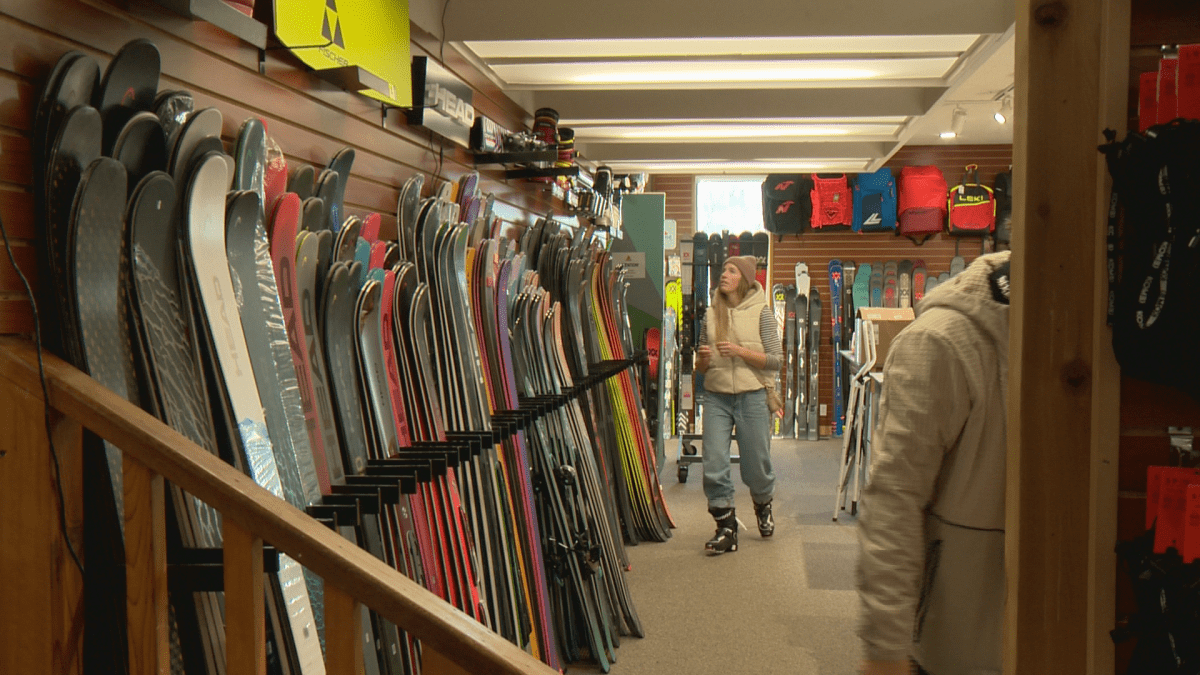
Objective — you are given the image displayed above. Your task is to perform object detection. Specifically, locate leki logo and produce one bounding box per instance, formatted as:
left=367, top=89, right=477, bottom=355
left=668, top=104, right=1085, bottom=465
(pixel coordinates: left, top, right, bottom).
left=776, top=200, right=795, bottom=214
left=864, top=213, right=882, bottom=226
left=774, top=181, right=795, bottom=190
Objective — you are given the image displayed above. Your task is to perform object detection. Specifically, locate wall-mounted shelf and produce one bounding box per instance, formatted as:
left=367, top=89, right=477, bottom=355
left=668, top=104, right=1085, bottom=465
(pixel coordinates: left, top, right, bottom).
left=151, top=0, right=267, bottom=48
left=314, top=65, right=390, bottom=100
left=474, top=149, right=557, bottom=166
left=505, top=166, right=579, bottom=180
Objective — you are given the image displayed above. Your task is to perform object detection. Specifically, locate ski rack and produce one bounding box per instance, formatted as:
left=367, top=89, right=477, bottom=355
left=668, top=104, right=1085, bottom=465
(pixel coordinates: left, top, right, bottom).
left=144, top=356, right=645, bottom=594
left=216, top=356, right=649, bottom=534
left=167, top=543, right=281, bottom=592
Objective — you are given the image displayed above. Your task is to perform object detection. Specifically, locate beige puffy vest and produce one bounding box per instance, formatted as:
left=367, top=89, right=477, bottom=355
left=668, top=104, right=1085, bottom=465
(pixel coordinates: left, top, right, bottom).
left=704, top=284, right=769, bottom=394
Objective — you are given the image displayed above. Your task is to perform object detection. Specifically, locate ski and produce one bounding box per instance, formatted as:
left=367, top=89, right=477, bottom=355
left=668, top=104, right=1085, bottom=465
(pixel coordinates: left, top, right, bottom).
left=794, top=286, right=807, bottom=439
left=781, top=285, right=798, bottom=438
left=182, top=152, right=324, bottom=674
left=898, top=259, right=913, bottom=309
left=807, top=288, right=821, bottom=441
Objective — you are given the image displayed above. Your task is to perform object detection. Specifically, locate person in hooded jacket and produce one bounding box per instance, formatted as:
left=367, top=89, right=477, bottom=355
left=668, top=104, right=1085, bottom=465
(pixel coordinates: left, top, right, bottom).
left=695, top=254, right=783, bottom=554
left=857, top=250, right=1010, bottom=675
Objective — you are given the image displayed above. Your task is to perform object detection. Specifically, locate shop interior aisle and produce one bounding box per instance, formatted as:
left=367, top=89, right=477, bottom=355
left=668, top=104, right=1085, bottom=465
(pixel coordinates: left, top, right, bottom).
left=576, top=438, right=862, bottom=675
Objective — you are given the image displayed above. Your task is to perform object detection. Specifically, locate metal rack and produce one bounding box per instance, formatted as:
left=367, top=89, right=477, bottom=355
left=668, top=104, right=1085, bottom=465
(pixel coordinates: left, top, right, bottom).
left=675, top=401, right=741, bottom=483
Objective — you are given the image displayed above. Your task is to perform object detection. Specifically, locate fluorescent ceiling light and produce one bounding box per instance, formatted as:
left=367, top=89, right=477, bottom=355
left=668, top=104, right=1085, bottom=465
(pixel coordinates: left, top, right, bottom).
left=568, top=65, right=877, bottom=85
left=491, top=58, right=956, bottom=86
left=940, top=131, right=957, bottom=139
left=559, top=116, right=911, bottom=126
left=603, top=159, right=871, bottom=173
left=465, top=35, right=981, bottom=59
left=571, top=124, right=900, bottom=141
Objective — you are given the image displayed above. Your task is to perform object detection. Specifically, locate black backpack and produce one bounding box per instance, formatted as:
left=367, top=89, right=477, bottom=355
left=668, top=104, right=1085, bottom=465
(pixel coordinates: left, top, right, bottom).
left=1100, top=119, right=1200, bottom=400
left=993, top=170, right=1013, bottom=245
left=762, top=174, right=813, bottom=239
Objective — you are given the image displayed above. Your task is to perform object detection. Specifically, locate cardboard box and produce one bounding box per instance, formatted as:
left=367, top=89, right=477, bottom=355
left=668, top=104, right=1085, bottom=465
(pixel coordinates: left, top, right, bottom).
left=857, top=307, right=915, bottom=370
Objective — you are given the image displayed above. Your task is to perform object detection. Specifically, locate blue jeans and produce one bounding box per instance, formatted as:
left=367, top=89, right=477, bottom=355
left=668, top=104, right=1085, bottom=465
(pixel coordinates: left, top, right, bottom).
left=702, top=389, right=775, bottom=510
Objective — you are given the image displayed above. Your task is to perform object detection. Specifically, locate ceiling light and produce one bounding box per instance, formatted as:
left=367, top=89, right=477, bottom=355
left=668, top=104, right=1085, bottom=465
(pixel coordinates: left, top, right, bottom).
left=572, top=124, right=867, bottom=140
left=942, top=106, right=967, bottom=138
left=465, top=35, right=981, bottom=59
left=994, top=95, right=1013, bottom=124
left=559, top=116, right=912, bottom=127
left=568, top=66, right=879, bottom=85
left=491, top=57, right=958, bottom=87
left=603, top=159, right=871, bottom=173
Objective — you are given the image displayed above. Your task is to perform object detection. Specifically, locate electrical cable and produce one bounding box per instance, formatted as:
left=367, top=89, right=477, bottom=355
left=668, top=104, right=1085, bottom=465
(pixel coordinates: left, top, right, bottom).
left=0, top=214, right=86, bottom=577
left=439, top=0, right=451, bottom=64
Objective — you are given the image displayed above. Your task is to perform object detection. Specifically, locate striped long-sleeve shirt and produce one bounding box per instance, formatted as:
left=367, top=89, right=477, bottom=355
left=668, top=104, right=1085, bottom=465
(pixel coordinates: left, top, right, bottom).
left=697, top=305, right=784, bottom=372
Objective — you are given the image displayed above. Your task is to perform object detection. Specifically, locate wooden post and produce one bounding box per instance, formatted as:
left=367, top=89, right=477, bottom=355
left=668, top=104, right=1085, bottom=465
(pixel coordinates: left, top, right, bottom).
left=224, top=519, right=266, bottom=675
left=0, top=374, right=84, bottom=675
left=423, top=646, right=475, bottom=675
left=1010, top=0, right=1127, bottom=673
left=124, top=455, right=168, bottom=675
left=325, top=583, right=365, bottom=675
left=1087, top=4, right=1129, bottom=673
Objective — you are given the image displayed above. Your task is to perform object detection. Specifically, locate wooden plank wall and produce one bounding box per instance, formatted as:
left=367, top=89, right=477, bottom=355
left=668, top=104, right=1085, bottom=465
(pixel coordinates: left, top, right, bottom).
left=0, top=0, right=568, bottom=336
left=651, top=143, right=1012, bottom=434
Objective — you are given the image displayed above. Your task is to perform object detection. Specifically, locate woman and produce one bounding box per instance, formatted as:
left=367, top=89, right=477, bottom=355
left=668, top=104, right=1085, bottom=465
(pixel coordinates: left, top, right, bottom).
left=695, top=254, right=783, bottom=554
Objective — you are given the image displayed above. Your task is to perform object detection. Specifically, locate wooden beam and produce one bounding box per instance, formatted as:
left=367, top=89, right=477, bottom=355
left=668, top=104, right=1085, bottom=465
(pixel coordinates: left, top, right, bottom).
left=224, top=520, right=266, bottom=675
left=0, top=336, right=556, bottom=675
left=0, top=373, right=83, bottom=675
left=1009, top=0, right=1127, bottom=673
left=1088, top=3, right=1130, bottom=673
left=124, top=455, right=169, bottom=675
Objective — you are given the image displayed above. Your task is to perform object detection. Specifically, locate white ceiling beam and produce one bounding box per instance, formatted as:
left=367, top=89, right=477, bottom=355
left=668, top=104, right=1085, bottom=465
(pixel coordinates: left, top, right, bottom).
left=416, top=0, right=1014, bottom=41
left=536, top=87, right=941, bottom=122
left=869, top=25, right=1015, bottom=170
left=576, top=141, right=890, bottom=162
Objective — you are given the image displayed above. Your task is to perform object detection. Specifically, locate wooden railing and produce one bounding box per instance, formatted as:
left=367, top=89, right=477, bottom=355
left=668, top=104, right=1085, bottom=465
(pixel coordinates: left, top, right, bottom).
left=0, top=335, right=557, bottom=675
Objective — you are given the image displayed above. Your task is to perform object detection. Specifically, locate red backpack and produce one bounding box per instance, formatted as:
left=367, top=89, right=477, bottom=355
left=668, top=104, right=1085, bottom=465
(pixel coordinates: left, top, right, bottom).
left=809, top=174, right=851, bottom=230
left=947, top=164, right=996, bottom=236
left=898, top=165, right=948, bottom=243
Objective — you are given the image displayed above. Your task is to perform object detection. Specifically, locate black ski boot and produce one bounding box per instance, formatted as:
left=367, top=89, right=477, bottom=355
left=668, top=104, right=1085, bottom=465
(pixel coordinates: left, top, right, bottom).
left=754, top=500, right=775, bottom=538
left=705, top=508, right=739, bottom=554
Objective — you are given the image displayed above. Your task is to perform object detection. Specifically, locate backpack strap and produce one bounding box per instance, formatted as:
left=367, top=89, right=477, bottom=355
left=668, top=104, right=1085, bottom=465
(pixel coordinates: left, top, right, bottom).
left=1098, top=128, right=1125, bottom=325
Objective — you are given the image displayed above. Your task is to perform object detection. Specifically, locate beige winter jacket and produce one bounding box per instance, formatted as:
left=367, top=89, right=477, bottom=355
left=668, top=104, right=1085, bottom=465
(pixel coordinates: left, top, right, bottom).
left=702, top=283, right=776, bottom=394
left=857, top=251, right=1010, bottom=675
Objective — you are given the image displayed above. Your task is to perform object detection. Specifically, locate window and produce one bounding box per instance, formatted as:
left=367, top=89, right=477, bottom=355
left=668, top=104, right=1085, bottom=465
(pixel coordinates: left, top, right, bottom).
left=695, top=176, right=766, bottom=234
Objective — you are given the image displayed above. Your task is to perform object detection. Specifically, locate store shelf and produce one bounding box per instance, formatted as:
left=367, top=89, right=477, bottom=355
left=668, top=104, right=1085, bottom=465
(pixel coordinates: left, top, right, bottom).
left=151, top=0, right=267, bottom=48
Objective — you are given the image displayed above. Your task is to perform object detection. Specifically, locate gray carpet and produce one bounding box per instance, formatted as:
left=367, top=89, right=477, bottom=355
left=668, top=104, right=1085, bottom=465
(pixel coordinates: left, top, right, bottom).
left=573, top=437, right=864, bottom=675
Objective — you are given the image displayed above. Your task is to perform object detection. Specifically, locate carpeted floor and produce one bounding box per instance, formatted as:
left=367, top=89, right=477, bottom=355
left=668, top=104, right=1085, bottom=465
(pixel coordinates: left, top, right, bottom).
left=575, top=437, right=865, bottom=675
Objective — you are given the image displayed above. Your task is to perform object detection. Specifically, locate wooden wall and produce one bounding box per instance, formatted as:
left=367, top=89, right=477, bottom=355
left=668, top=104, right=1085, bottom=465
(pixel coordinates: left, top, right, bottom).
left=0, top=0, right=569, bottom=336
left=651, top=143, right=1013, bottom=434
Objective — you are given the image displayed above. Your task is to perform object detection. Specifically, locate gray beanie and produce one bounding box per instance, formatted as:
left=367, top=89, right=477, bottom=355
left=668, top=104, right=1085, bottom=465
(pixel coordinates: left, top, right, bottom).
left=727, top=255, right=758, bottom=284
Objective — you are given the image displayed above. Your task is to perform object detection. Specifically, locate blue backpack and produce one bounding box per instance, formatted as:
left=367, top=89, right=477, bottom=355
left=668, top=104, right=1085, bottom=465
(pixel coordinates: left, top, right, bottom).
left=852, top=168, right=897, bottom=232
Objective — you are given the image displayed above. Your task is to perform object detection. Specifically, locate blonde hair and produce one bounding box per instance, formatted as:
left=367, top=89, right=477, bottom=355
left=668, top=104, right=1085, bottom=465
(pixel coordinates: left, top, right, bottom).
left=711, top=267, right=752, bottom=342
